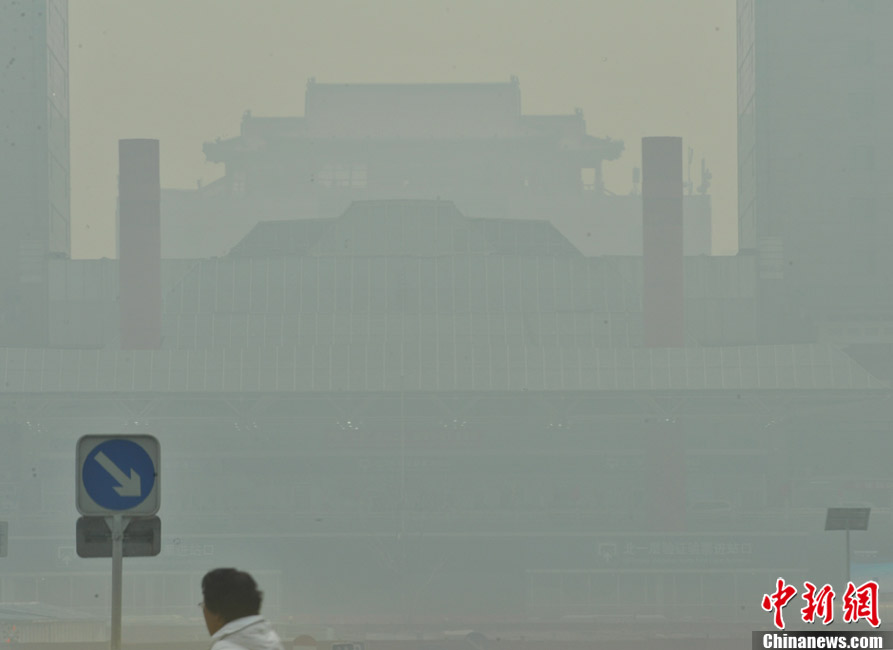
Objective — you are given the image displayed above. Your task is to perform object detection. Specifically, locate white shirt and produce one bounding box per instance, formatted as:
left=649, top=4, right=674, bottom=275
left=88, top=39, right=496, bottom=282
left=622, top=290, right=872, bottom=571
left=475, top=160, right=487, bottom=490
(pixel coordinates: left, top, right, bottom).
left=209, top=615, right=284, bottom=650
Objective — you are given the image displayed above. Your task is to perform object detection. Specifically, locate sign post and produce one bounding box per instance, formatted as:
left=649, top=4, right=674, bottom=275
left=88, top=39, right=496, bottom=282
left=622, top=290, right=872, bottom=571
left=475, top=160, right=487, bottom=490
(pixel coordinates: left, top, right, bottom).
left=77, top=435, right=160, bottom=650
left=825, top=507, right=871, bottom=586
left=110, top=514, right=124, bottom=650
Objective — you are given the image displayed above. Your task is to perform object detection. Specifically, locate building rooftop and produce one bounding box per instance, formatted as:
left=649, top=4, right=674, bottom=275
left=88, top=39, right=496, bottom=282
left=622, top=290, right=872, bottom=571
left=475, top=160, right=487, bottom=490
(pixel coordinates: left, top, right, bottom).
left=54, top=200, right=746, bottom=349
left=228, top=200, right=583, bottom=258
left=203, top=79, right=624, bottom=160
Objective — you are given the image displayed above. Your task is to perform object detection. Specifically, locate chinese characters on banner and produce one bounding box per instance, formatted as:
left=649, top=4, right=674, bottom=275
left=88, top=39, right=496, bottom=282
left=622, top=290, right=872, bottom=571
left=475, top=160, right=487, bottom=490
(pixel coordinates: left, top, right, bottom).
left=761, top=578, right=880, bottom=629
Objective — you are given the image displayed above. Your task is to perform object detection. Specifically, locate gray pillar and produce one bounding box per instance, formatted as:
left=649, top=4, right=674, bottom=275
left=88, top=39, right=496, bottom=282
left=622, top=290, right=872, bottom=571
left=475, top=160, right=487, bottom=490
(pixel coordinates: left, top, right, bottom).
left=118, top=139, right=162, bottom=350
left=642, top=137, right=684, bottom=347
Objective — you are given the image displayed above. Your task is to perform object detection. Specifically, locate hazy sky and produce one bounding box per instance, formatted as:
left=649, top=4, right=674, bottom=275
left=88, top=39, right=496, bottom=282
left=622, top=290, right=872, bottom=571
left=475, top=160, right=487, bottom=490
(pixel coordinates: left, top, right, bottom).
left=69, top=0, right=737, bottom=258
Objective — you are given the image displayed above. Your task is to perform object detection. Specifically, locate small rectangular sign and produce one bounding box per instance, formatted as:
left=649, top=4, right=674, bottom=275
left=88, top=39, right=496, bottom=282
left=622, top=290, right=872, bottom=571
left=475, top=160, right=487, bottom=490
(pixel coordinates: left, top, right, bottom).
left=825, top=507, right=870, bottom=531
left=76, top=516, right=161, bottom=558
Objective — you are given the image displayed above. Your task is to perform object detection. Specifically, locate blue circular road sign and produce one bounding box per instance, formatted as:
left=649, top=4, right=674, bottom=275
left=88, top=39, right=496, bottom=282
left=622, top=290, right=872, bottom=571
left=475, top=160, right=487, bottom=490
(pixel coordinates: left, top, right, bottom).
left=82, top=439, right=157, bottom=511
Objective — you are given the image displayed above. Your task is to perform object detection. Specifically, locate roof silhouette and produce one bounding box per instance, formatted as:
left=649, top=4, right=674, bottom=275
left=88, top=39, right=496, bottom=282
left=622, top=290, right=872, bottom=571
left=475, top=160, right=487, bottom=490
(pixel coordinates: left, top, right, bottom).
left=228, top=200, right=583, bottom=258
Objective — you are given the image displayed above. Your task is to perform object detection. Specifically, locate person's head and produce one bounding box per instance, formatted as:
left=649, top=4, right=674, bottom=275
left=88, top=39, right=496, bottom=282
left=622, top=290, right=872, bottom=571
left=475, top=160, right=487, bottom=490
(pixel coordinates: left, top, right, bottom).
left=200, top=568, right=264, bottom=635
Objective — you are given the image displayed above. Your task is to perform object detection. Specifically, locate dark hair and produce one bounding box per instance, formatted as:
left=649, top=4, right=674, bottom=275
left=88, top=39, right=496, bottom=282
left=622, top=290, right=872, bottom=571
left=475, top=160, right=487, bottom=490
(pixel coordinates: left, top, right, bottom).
left=201, top=568, right=263, bottom=622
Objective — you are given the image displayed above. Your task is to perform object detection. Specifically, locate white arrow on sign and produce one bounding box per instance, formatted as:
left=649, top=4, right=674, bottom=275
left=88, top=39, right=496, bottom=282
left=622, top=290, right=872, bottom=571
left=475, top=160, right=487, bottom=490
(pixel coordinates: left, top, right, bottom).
left=95, top=451, right=142, bottom=497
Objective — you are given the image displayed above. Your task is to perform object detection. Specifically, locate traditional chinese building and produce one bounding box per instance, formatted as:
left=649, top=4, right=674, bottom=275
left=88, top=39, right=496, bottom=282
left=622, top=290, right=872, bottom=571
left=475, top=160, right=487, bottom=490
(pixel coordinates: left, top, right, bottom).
left=1, top=63, right=891, bottom=630
left=159, top=78, right=713, bottom=260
